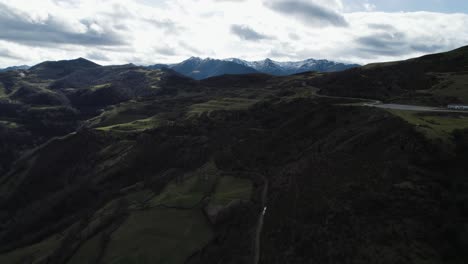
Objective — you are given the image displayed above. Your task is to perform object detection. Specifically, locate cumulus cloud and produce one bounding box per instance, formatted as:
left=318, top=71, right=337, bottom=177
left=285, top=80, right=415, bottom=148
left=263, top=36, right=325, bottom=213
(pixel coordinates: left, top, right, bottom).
left=0, top=2, right=126, bottom=47
left=264, top=0, right=348, bottom=27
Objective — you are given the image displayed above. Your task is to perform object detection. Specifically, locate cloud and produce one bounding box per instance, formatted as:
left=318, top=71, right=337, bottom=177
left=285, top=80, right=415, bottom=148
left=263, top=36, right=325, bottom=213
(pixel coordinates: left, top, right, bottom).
left=367, top=23, right=396, bottom=31
left=0, top=47, right=23, bottom=60
left=356, top=32, right=407, bottom=56
left=154, top=46, right=177, bottom=56
left=143, top=18, right=183, bottom=35
left=0, top=2, right=126, bottom=47
left=230, top=24, right=273, bottom=41
left=0, top=0, right=467, bottom=67
left=410, top=44, right=445, bottom=53
left=265, top=0, right=348, bottom=27
left=86, top=51, right=110, bottom=61
left=289, top=33, right=300, bottom=40
left=356, top=31, right=445, bottom=57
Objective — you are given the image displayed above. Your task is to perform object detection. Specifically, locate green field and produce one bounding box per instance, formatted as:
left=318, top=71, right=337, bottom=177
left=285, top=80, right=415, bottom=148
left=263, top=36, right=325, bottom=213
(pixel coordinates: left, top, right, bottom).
left=148, top=161, right=219, bottom=208
left=0, top=120, right=20, bottom=129
left=91, top=83, right=112, bottom=91
left=89, top=101, right=151, bottom=128
left=188, top=98, right=258, bottom=117
left=101, top=208, right=213, bottom=264
left=69, top=162, right=220, bottom=263
left=0, top=161, right=253, bottom=264
left=210, top=176, right=253, bottom=207
left=389, top=110, right=468, bottom=141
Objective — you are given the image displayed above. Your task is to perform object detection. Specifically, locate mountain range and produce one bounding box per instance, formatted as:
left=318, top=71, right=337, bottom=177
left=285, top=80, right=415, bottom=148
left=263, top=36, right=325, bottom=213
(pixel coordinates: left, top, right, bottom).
left=0, top=57, right=358, bottom=80
left=226, top=58, right=359, bottom=76
left=148, top=57, right=359, bottom=79
left=1, top=46, right=468, bottom=263
left=0, top=65, right=30, bottom=72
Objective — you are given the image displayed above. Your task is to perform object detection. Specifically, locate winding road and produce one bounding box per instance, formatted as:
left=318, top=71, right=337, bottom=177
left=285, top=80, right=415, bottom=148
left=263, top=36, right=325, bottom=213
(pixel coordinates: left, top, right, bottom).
left=310, top=87, right=468, bottom=113
left=253, top=175, right=268, bottom=264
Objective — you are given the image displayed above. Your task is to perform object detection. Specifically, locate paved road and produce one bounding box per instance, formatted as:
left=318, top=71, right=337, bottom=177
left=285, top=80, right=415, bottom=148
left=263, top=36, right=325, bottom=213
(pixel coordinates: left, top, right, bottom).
left=253, top=175, right=268, bottom=264
left=312, top=88, right=468, bottom=113
left=365, top=103, right=468, bottom=113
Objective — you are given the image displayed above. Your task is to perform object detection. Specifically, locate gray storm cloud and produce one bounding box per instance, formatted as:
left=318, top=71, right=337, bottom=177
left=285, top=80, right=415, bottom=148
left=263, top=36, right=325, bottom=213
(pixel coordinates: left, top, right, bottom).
left=230, top=25, right=273, bottom=41
left=265, top=0, right=348, bottom=27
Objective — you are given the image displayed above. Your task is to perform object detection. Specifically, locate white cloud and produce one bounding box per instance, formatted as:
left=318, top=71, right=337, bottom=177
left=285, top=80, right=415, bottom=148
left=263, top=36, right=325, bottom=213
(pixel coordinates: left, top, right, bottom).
left=0, top=0, right=467, bottom=68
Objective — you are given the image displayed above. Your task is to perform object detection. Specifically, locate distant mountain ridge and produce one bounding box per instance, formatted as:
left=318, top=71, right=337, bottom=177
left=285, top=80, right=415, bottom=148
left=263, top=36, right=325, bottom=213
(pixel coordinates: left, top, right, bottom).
left=1, top=57, right=357, bottom=79
left=0, top=65, right=30, bottom=73
left=29, top=58, right=101, bottom=79
left=147, top=57, right=259, bottom=80
left=225, top=58, right=359, bottom=76
left=147, top=57, right=359, bottom=79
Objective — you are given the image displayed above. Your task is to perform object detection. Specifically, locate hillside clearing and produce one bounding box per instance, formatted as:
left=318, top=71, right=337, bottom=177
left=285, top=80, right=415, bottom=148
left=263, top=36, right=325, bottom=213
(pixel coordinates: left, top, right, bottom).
left=388, top=109, right=468, bottom=141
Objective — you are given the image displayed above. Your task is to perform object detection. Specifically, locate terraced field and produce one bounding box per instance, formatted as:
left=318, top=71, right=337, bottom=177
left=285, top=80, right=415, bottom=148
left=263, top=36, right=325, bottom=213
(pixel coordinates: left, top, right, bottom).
left=75, top=161, right=253, bottom=264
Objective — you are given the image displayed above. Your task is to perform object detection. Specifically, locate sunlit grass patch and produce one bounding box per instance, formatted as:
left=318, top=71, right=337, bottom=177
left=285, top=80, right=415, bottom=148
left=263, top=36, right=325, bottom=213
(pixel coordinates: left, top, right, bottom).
left=148, top=161, right=219, bottom=208
left=0, top=120, right=21, bottom=129
left=101, top=208, right=213, bottom=264
left=96, top=116, right=161, bottom=132
left=90, top=83, right=112, bottom=91
left=88, top=99, right=167, bottom=129
left=388, top=109, right=468, bottom=141
left=188, top=97, right=258, bottom=117
left=210, top=176, right=253, bottom=207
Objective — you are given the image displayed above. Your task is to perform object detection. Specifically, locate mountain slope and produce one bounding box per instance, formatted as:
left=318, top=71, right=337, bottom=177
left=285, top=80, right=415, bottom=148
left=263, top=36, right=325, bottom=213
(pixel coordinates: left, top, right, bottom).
left=1, top=94, right=467, bottom=263
left=169, top=57, right=259, bottom=80
left=309, top=45, right=468, bottom=105
left=29, top=58, right=101, bottom=79
left=0, top=60, right=194, bottom=176
left=1, top=48, right=468, bottom=263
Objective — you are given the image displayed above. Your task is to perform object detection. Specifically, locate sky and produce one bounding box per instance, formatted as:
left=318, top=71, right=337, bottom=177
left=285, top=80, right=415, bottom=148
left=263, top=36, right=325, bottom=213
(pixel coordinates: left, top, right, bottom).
left=0, top=0, right=467, bottom=67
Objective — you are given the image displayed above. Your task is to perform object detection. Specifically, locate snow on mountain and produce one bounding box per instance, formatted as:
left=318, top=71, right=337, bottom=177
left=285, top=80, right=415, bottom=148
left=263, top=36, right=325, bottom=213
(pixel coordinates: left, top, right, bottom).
left=225, top=58, right=359, bottom=76
left=146, top=57, right=359, bottom=79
